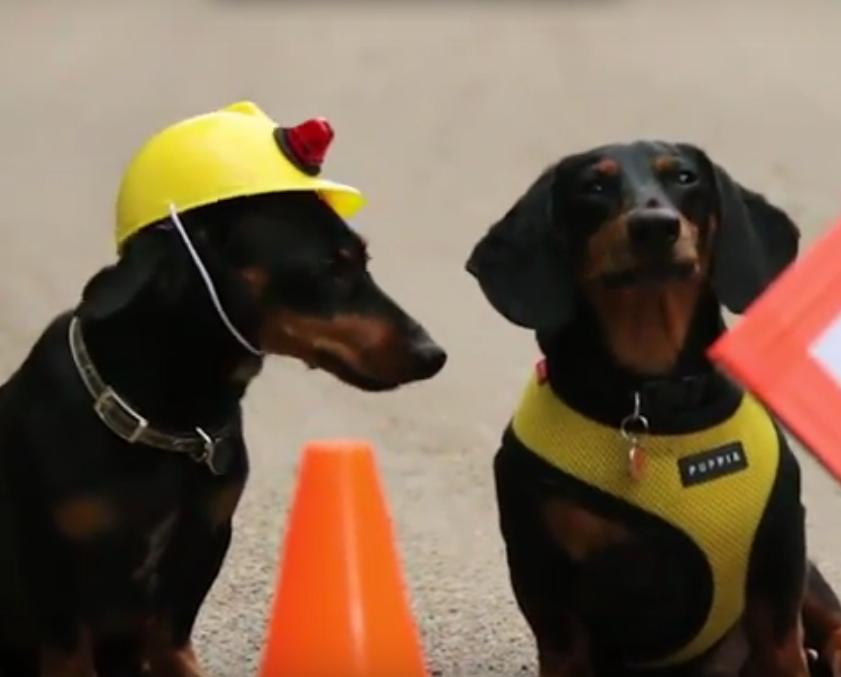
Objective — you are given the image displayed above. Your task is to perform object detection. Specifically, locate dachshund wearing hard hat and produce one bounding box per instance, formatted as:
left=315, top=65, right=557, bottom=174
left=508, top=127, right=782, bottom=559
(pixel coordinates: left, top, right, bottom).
left=467, top=141, right=841, bottom=677
left=0, top=103, right=446, bottom=677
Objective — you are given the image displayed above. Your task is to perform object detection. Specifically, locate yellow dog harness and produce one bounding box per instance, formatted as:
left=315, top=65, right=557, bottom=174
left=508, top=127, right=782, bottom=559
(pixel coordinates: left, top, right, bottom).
left=510, top=372, right=780, bottom=667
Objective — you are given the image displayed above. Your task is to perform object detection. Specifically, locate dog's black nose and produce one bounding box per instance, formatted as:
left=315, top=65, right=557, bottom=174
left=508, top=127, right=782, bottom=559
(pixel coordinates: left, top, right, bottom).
left=410, top=338, right=448, bottom=379
left=627, top=209, right=680, bottom=254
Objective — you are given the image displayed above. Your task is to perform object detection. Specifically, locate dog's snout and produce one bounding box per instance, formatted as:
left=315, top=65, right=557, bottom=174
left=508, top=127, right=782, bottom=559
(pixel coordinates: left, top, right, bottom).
left=627, top=209, right=680, bottom=254
left=403, top=324, right=447, bottom=379
left=410, top=337, right=447, bottom=379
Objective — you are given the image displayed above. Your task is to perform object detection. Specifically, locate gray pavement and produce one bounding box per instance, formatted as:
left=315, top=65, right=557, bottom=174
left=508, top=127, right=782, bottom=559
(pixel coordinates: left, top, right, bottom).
left=2, top=1, right=841, bottom=674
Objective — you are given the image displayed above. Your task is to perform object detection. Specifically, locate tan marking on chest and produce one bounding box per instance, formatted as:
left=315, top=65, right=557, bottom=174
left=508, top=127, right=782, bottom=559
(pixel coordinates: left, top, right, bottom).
left=53, top=495, right=118, bottom=541
left=542, top=498, right=632, bottom=562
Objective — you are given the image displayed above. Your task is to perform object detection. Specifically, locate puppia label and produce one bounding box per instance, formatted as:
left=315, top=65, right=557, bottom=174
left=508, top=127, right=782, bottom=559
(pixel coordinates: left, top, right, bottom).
left=678, top=442, right=748, bottom=487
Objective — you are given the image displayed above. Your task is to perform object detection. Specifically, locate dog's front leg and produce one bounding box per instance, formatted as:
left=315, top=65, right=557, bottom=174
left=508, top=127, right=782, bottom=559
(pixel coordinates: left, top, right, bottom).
left=494, top=450, right=595, bottom=677
left=802, top=560, right=841, bottom=676
left=144, top=640, right=203, bottom=677
left=145, top=520, right=234, bottom=677
left=738, top=439, right=811, bottom=677
left=535, top=615, right=594, bottom=677
left=19, top=530, right=97, bottom=677
left=740, top=596, right=809, bottom=677
left=39, top=626, right=96, bottom=677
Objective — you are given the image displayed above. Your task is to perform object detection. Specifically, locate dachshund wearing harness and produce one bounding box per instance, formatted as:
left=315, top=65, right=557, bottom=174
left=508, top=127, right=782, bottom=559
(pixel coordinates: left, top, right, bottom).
left=467, top=141, right=841, bottom=676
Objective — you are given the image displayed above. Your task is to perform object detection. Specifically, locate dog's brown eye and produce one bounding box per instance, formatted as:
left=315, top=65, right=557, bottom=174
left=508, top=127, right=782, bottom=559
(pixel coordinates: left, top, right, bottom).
left=327, top=257, right=351, bottom=276
left=677, top=170, right=698, bottom=185
left=582, top=179, right=606, bottom=195
left=326, top=248, right=365, bottom=278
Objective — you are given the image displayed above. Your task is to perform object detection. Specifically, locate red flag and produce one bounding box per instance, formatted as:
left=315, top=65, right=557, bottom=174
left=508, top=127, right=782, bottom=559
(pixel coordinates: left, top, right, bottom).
left=709, top=216, right=841, bottom=483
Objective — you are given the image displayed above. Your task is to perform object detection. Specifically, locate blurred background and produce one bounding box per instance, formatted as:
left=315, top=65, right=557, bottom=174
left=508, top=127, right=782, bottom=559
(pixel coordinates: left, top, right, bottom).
left=2, top=0, right=841, bottom=674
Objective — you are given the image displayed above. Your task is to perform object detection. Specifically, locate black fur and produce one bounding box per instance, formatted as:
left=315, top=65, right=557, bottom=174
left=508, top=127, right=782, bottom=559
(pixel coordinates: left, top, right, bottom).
left=467, top=141, right=837, bottom=676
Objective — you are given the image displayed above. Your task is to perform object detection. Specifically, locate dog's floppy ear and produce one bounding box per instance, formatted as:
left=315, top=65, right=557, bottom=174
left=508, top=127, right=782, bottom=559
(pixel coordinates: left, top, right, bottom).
left=465, top=167, right=574, bottom=330
left=78, top=229, right=173, bottom=321
left=684, top=146, right=800, bottom=313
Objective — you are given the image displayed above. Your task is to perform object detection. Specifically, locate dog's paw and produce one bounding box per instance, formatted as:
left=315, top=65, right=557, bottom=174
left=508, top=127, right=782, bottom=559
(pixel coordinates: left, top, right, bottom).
left=832, top=648, right=841, bottom=677
left=146, top=644, right=206, bottom=677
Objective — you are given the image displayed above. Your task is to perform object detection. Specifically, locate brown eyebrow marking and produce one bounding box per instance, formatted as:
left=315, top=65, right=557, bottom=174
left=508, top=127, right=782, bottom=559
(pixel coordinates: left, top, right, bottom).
left=653, top=155, right=679, bottom=173
left=593, top=158, right=619, bottom=176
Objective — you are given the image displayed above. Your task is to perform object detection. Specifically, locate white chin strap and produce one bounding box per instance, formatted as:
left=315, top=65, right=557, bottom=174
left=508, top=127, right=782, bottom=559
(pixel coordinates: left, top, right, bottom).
left=168, top=203, right=264, bottom=357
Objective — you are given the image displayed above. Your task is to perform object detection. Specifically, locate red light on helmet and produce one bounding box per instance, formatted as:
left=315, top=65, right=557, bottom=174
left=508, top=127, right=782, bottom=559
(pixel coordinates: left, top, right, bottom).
left=274, top=117, right=334, bottom=176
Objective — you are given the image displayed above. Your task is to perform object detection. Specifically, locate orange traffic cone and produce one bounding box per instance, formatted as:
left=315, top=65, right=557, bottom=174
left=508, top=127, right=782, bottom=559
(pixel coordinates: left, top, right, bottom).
left=259, top=439, right=428, bottom=677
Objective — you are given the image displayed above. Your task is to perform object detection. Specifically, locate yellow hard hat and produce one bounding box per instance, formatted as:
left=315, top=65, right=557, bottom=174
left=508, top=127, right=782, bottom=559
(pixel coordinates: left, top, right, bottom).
left=115, top=101, right=366, bottom=251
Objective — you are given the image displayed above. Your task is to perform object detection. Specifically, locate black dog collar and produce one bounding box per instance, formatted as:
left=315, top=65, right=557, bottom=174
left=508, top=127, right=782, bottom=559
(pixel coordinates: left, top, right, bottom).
left=537, top=358, right=743, bottom=434
left=636, top=375, right=713, bottom=414
left=68, top=315, right=238, bottom=475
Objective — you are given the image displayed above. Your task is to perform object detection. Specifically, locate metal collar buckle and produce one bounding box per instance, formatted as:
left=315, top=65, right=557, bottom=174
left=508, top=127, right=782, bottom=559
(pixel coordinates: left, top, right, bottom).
left=191, top=427, right=221, bottom=476
left=94, top=387, right=148, bottom=444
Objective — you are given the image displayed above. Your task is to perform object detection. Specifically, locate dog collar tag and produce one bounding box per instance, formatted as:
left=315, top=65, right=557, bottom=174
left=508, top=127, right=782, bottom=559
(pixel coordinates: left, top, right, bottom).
left=628, top=444, right=647, bottom=481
